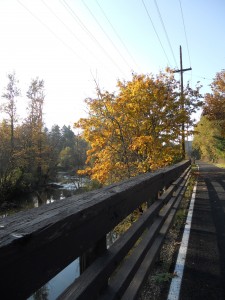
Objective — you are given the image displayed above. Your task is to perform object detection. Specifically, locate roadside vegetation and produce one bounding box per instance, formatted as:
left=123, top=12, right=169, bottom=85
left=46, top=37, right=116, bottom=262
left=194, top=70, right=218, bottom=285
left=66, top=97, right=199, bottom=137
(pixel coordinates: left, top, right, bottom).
left=193, top=70, right=225, bottom=163
left=214, top=163, right=225, bottom=169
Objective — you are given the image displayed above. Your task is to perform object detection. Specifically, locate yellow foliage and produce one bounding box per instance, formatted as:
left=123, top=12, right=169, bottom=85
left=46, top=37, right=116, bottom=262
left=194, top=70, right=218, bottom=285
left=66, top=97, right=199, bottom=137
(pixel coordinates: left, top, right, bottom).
left=74, top=70, right=201, bottom=185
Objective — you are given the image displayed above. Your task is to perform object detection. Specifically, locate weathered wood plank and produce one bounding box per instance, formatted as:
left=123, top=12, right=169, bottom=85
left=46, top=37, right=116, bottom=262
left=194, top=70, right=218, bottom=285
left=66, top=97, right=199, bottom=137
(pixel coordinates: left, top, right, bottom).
left=59, top=169, right=188, bottom=300
left=0, top=160, right=190, bottom=299
left=121, top=173, right=190, bottom=300
left=58, top=166, right=191, bottom=300
left=58, top=190, right=172, bottom=299
left=99, top=171, right=190, bottom=300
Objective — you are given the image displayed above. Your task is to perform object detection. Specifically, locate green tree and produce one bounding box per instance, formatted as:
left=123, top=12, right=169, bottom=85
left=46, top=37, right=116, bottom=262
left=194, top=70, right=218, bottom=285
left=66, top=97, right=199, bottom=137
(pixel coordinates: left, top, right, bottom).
left=193, top=116, right=222, bottom=161
left=193, top=70, right=225, bottom=162
left=46, top=125, right=63, bottom=177
left=59, top=146, right=74, bottom=170
left=73, top=134, right=88, bottom=171
left=60, top=126, right=88, bottom=171
left=61, top=125, right=75, bottom=149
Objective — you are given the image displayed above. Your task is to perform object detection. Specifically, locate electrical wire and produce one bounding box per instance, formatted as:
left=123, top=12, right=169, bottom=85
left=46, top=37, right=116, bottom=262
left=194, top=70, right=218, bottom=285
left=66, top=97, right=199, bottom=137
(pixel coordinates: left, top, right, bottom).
left=41, top=0, right=102, bottom=65
left=41, top=0, right=117, bottom=77
left=192, top=75, right=212, bottom=81
left=96, top=0, right=140, bottom=71
left=141, top=0, right=171, bottom=67
left=179, top=0, right=192, bottom=88
left=17, top=0, right=86, bottom=65
left=82, top=0, right=131, bottom=71
left=60, top=0, right=127, bottom=77
left=179, top=0, right=191, bottom=67
left=154, top=0, right=178, bottom=68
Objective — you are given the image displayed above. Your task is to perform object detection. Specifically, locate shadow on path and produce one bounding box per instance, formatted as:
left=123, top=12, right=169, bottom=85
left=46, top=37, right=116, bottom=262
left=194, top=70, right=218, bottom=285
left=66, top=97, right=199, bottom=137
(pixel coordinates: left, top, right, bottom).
left=179, top=162, right=225, bottom=300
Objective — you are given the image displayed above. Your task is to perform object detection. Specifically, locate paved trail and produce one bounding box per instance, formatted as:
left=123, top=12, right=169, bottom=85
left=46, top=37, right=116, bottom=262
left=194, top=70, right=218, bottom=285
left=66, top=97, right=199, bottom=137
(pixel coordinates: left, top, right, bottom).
left=178, top=161, right=225, bottom=299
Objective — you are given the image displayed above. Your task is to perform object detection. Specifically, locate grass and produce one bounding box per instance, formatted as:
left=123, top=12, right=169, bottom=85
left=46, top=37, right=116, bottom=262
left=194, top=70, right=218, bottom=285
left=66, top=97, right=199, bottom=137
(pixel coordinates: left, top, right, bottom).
left=153, top=272, right=178, bottom=284
left=214, top=163, right=225, bottom=169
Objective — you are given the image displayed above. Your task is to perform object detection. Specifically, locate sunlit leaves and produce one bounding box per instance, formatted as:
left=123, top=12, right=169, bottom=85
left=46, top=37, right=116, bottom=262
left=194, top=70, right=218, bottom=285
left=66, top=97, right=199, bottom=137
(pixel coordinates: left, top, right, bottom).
left=203, top=70, right=225, bottom=127
left=193, top=70, right=225, bottom=161
left=75, top=70, right=202, bottom=185
left=193, top=116, right=225, bottom=161
left=205, top=72, right=225, bottom=152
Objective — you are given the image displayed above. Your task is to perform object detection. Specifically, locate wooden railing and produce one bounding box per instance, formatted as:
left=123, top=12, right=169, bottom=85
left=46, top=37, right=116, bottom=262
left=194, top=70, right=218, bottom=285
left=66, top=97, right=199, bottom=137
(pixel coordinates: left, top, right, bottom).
left=0, top=160, right=191, bottom=300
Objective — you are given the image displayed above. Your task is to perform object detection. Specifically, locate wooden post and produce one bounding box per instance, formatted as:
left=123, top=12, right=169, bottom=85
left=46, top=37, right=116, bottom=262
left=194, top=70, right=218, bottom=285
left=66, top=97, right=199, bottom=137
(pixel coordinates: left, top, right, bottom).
left=80, top=235, right=107, bottom=297
left=80, top=236, right=107, bottom=273
left=173, top=46, right=192, bottom=159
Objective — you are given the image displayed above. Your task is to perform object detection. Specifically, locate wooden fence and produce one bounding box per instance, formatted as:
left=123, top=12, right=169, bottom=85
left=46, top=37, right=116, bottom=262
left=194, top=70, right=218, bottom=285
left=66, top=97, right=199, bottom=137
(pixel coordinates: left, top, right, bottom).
left=0, top=160, right=191, bottom=300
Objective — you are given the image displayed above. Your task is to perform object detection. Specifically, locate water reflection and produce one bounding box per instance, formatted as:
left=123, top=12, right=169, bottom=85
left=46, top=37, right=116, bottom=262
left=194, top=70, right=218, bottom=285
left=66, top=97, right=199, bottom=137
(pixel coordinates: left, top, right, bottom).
left=29, top=259, right=80, bottom=300
left=0, top=174, right=85, bottom=299
left=0, top=175, right=87, bottom=218
left=34, top=187, right=80, bottom=207
left=0, top=189, right=76, bottom=218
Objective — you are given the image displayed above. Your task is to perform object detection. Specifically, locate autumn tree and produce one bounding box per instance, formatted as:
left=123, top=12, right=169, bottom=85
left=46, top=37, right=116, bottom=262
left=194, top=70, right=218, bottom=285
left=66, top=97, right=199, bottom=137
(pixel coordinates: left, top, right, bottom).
left=0, top=72, right=88, bottom=203
left=75, top=70, right=202, bottom=185
left=193, top=70, right=225, bottom=161
left=0, top=121, right=14, bottom=201
left=203, top=70, right=225, bottom=137
left=23, top=78, right=47, bottom=185
left=1, top=72, right=20, bottom=150
left=0, top=74, right=24, bottom=201
left=193, top=116, right=223, bottom=161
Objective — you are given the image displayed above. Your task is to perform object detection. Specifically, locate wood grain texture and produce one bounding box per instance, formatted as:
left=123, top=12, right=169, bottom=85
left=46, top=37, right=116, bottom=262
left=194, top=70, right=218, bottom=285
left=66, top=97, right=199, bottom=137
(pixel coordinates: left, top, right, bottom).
left=0, top=160, right=190, bottom=299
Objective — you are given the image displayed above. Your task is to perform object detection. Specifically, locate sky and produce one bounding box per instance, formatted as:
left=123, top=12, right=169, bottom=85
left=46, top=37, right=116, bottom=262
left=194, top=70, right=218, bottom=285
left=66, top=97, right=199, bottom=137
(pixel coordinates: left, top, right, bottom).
left=0, top=0, right=225, bottom=129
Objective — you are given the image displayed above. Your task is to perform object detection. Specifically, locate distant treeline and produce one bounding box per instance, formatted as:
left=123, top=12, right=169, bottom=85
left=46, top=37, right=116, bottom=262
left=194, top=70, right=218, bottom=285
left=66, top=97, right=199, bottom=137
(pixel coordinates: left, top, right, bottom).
left=0, top=73, right=88, bottom=203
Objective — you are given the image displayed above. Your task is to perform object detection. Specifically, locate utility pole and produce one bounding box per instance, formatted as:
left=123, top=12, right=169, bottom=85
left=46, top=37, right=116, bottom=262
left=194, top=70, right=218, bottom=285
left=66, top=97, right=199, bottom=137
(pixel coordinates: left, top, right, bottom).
left=173, top=46, right=192, bottom=159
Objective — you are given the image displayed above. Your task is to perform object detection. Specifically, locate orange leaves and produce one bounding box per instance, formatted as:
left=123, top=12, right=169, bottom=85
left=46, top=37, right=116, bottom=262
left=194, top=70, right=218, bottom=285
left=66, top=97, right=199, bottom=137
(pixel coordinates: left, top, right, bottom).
left=193, top=71, right=225, bottom=160
left=130, top=136, right=153, bottom=153
left=202, top=70, right=225, bottom=138
left=75, top=70, right=202, bottom=185
left=204, top=93, right=225, bottom=121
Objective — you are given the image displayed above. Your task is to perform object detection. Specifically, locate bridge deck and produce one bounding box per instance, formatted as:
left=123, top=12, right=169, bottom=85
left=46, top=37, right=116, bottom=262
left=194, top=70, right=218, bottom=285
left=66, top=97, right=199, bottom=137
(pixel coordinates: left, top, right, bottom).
left=168, top=161, right=225, bottom=300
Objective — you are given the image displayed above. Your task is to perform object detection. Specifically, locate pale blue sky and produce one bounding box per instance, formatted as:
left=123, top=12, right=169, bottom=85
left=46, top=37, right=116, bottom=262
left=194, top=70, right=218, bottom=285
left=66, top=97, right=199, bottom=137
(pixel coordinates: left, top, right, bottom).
left=0, top=0, right=224, bottom=128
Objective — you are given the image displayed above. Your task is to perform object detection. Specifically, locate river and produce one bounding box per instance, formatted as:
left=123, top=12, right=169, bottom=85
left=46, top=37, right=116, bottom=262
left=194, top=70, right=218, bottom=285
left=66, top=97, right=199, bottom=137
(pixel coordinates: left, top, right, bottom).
left=0, top=172, right=87, bottom=300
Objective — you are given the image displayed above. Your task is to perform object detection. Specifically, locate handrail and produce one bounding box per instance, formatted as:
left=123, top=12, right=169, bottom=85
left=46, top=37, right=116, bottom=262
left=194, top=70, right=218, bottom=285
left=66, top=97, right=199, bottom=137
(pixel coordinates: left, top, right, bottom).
left=0, top=160, right=191, bottom=299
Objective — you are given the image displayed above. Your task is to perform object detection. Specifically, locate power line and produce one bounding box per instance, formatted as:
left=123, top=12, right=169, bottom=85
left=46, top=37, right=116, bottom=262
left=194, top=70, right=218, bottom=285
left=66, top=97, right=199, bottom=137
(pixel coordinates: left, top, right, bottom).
left=192, top=74, right=212, bottom=81
left=179, top=0, right=191, bottom=67
left=154, top=0, right=178, bottom=68
left=82, top=0, right=131, bottom=71
left=179, top=0, right=192, bottom=88
left=96, top=0, right=140, bottom=71
left=41, top=0, right=105, bottom=67
left=141, top=0, right=171, bottom=67
left=60, top=0, right=127, bottom=77
left=17, top=0, right=86, bottom=64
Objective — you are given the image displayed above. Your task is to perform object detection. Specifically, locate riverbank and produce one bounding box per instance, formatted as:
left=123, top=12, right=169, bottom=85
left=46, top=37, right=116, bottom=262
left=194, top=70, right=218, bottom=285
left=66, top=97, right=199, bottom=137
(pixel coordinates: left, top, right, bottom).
left=0, top=173, right=89, bottom=217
